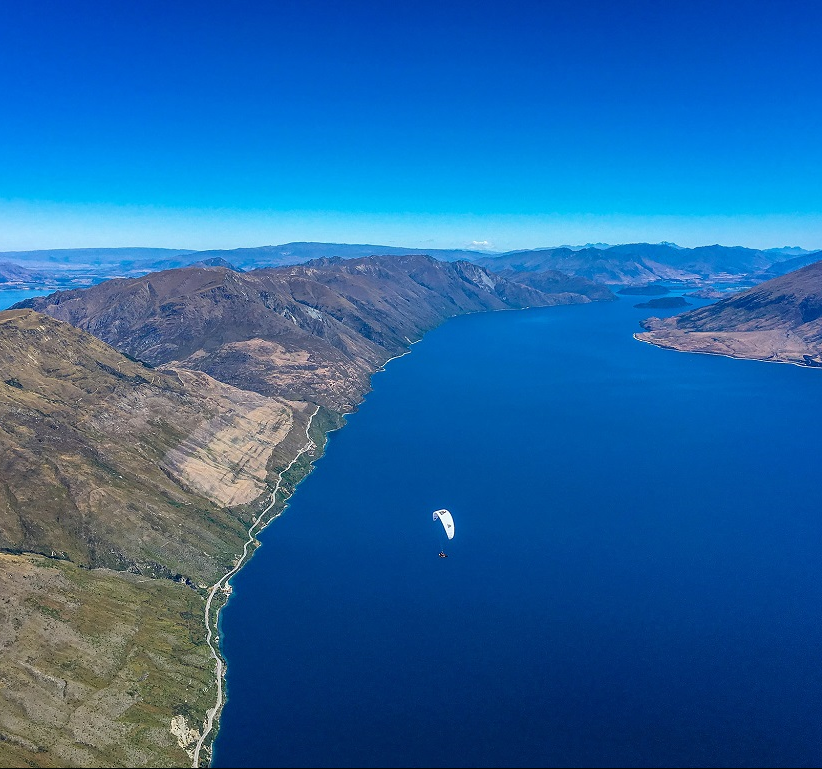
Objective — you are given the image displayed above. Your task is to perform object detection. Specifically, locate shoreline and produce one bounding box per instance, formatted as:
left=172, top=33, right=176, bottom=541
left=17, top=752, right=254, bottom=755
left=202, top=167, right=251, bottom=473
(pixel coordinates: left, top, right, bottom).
left=633, top=332, right=821, bottom=371
left=192, top=404, right=321, bottom=768
left=190, top=301, right=596, bottom=766
left=190, top=335, right=424, bottom=766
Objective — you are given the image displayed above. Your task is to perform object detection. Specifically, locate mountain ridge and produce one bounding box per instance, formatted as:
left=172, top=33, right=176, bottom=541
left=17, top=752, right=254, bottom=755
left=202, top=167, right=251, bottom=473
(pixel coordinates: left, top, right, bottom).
left=16, top=255, right=605, bottom=410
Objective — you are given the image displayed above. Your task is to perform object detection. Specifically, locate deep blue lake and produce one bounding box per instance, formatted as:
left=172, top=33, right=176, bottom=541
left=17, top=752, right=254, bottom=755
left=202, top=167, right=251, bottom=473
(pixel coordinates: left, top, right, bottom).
left=0, top=289, right=51, bottom=310
left=214, top=296, right=822, bottom=768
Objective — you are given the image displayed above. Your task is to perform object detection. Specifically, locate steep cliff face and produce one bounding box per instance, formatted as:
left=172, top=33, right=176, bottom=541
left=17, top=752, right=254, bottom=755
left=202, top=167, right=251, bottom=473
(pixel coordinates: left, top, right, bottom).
left=637, top=261, right=822, bottom=366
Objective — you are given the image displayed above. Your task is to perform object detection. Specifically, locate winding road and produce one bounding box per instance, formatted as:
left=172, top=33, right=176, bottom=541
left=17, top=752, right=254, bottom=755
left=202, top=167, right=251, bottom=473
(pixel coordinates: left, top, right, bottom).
left=192, top=405, right=320, bottom=767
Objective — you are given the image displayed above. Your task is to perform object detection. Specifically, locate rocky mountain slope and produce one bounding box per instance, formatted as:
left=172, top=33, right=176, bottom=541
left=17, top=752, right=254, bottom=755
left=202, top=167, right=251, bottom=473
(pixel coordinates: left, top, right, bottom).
left=636, top=261, right=822, bottom=366
left=17, top=255, right=594, bottom=410
left=0, top=309, right=314, bottom=582
left=0, top=309, right=307, bottom=767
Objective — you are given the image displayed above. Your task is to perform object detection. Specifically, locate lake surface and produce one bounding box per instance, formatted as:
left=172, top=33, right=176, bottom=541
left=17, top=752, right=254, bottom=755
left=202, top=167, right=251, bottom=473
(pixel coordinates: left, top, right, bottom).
left=0, top=289, right=52, bottom=310
left=214, top=296, right=822, bottom=768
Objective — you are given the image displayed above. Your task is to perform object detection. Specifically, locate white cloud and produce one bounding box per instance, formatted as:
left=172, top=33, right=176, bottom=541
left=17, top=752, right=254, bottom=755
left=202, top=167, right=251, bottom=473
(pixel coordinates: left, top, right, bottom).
left=467, top=240, right=494, bottom=251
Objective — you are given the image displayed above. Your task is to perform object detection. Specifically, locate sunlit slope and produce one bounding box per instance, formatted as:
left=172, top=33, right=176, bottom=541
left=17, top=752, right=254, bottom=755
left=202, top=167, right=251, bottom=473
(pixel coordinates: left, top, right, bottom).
left=0, top=308, right=310, bottom=582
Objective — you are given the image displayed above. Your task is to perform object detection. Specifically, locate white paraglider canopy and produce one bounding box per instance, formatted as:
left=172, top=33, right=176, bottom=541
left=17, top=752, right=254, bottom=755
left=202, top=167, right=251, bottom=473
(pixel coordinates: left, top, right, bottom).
left=433, top=509, right=455, bottom=540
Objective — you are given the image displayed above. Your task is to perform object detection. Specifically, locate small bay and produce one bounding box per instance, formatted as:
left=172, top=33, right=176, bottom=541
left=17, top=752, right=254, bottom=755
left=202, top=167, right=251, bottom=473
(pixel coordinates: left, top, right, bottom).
left=215, top=296, right=822, bottom=768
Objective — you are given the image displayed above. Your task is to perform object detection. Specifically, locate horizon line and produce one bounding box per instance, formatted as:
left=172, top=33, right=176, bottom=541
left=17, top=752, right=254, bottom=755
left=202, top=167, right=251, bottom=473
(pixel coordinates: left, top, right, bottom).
left=1, top=240, right=820, bottom=256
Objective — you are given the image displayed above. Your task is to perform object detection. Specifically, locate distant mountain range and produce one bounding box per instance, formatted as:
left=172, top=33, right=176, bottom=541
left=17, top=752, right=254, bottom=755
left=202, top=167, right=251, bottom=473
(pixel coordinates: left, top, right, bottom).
left=2, top=241, right=821, bottom=290
left=755, top=250, right=822, bottom=278
left=0, top=246, right=195, bottom=271
left=765, top=246, right=818, bottom=256
left=0, top=247, right=198, bottom=290
left=0, top=246, right=195, bottom=263
left=183, top=242, right=492, bottom=267
left=0, top=260, right=45, bottom=284
left=474, top=243, right=822, bottom=286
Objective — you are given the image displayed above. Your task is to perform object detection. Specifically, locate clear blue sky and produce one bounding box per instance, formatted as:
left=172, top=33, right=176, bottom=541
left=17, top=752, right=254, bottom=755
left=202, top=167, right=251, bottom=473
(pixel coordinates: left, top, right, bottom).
left=1, top=0, right=820, bottom=251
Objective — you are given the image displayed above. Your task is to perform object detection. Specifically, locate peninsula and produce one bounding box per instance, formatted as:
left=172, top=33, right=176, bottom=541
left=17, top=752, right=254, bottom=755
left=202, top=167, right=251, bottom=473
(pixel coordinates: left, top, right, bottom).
left=636, top=260, right=822, bottom=367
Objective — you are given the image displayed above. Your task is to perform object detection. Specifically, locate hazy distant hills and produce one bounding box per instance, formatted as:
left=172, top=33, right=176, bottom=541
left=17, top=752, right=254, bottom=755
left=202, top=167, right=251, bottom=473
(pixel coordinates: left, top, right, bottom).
left=756, top=250, right=822, bottom=278
left=476, top=246, right=702, bottom=285
left=608, top=243, right=774, bottom=275
left=475, top=243, right=822, bottom=286
left=637, top=260, right=822, bottom=366
left=765, top=246, right=818, bottom=257
left=0, top=243, right=490, bottom=289
left=185, top=242, right=491, bottom=268
left=0, top=247, right=199, bottom=289
left=0, top=261, right=45, bottom=284
left=194, top=241, right=820, bottom=284
left=0, top=246, right=195, bottom=269
left=2, top=241, right=821, bottom=291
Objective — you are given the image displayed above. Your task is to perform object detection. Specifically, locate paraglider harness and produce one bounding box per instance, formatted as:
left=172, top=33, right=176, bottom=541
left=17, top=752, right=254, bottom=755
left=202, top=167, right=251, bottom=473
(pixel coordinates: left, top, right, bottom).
left=438, top=551, right=448, bottom=558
